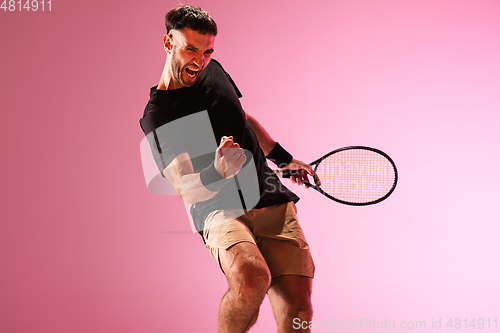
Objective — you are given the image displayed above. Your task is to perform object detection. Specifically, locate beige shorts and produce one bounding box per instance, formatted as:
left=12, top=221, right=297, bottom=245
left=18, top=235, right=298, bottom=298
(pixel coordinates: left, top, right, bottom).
left=203, top=202, right=315, bottom=278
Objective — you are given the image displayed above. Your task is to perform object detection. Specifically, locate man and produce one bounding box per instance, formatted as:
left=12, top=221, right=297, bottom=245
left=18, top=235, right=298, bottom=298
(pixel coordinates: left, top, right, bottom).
left=139, top=5, right=315, bottom=332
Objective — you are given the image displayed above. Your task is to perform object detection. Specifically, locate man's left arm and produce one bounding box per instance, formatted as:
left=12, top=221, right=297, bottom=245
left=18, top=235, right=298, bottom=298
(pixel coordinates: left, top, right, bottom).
left=245, top=112, right=313, bottom=186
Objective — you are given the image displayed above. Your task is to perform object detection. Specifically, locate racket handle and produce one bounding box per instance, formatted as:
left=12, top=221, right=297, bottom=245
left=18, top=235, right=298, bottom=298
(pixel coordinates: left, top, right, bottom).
left=279, top=169, right=312, bottom=186
left=281, top=169, right=302, bottom=178
left=280, top=169, right=320, bottom=187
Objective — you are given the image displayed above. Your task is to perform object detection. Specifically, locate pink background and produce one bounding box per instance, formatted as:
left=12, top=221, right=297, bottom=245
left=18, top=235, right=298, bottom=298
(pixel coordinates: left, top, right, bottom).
left=1, top=0, right=499, bottom=332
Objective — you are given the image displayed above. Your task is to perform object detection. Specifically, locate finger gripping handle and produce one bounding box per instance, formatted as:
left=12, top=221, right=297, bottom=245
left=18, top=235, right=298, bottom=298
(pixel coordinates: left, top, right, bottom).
left=282, top=169, right=320, bottom=187
left=281, top=169, right=316, bottom=187
left=281, top=169, right=300, bottom=178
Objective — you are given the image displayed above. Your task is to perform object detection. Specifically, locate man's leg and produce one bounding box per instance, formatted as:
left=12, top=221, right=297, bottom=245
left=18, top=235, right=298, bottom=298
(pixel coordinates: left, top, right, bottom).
left=267, top=275, right=313, bottom=333
left=218, top=241, right=271, bottom=333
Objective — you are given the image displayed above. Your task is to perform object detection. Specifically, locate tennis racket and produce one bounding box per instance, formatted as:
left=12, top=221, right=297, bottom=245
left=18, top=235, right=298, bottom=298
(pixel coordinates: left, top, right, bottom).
left=277, top=146, right=398, bottom=206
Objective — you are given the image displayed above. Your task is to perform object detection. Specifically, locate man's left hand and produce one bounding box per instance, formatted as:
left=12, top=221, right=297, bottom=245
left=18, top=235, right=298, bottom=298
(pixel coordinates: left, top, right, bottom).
left=281, top=159, right=314, bottom=188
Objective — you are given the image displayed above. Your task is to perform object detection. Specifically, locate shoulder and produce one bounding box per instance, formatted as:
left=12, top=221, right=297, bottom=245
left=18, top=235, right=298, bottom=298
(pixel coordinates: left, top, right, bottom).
left=139, top=102, right=169, bottom=136
left=139, top=86, right=186, bottom=135
left=201, top=59, right=242, bottom=98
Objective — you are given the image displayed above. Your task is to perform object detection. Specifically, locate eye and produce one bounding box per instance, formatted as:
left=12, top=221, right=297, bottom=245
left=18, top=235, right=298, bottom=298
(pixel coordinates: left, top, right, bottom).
left=185, top=46, right=197, bottom=52
left=204, top=50, right=214, bottom=56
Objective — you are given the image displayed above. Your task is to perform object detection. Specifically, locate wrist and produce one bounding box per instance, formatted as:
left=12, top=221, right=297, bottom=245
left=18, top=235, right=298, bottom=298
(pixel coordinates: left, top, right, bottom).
left=200, top=161, right=229, bottom=192
left=266, top=142, right=293, bottom=168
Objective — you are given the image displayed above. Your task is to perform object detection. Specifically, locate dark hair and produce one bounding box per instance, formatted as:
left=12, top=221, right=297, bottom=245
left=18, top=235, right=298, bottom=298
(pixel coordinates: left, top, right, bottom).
left=165, top=5, right=218, bottom=36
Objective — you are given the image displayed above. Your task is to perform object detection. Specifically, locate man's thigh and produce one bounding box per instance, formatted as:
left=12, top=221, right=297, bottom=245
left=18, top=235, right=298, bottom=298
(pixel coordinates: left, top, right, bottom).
left=218, top=242, right=270, bottom=285
left=268, top=275, right=313, bottom=305
left=253, top=203, right=315, bottom=279
left=203, top=203, right=314, bottom=279
left=203, top=209, right=260, bottom=273
left=267, top=275, right=313, bottom=327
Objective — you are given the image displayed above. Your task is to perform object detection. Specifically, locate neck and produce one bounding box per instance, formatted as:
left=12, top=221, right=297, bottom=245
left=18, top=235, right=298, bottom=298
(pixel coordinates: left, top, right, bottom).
left=157, top=58, right=179, bottom=90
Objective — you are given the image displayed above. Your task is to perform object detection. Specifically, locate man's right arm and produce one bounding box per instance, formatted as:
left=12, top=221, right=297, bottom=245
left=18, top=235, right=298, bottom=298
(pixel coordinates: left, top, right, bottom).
left=163, top=152, right=217, bottom=204
left=163, top=136, right=246, bottom=204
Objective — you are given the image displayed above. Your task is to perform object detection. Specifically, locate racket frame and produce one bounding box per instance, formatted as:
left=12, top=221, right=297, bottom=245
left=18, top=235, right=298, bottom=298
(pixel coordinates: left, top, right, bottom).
left=283, top=146, right=398, bottom=206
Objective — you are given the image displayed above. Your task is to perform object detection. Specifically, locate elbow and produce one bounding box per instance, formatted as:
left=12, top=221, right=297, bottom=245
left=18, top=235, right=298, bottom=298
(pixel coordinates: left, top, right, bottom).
left=177, top=189, right=201, bottom=205
left=176, top=189, right=195, bottom=205
left=178, top=187, right=217, bottom=205
left=181, top=195, right=197, bottom=205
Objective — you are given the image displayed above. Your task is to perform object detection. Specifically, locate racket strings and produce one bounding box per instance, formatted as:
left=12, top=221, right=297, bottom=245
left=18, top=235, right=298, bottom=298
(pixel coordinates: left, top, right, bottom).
left=316, top=149, right=396, bottom=204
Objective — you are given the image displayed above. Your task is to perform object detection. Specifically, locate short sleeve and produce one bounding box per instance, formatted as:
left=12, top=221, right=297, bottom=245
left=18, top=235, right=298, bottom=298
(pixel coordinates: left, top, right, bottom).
left=151, top=127, right=184, bottom=177
left=140, top=111, right=187, bottom=177
left=210, top=59, right=242, bottom=98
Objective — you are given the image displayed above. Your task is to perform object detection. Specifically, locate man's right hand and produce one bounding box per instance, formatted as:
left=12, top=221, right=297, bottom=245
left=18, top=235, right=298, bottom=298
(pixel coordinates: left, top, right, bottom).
left=215, top=136, right=246, bottom=179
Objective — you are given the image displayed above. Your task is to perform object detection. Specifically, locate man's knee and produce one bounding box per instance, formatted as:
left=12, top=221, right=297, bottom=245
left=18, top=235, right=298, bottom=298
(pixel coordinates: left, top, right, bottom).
left=294, top=300, right=313, bottom=320
left=221, top=244, right=271, bottom=302
left=286, top=286, right=313, bottom=320
left=270, top=275, right=313, bottom=320
left=229, top=259, right=270, bottom=299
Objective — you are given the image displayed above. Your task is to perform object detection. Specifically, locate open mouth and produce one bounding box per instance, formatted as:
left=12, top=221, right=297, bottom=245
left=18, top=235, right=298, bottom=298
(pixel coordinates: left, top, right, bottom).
left=185, top=67, right=200, bottom=78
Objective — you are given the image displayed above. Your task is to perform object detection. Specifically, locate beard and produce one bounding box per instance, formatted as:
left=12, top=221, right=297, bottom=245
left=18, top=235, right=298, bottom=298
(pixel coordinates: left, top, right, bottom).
left=171, top=48, right=198, bottom=88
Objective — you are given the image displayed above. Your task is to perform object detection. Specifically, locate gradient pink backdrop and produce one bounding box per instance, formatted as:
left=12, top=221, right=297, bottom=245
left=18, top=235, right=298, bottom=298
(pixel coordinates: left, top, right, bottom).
left=1, top=0, right=499, bottom=332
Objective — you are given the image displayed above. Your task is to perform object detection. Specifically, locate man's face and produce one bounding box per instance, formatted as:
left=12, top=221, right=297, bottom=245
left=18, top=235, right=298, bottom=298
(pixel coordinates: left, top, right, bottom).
left=167, top=28, right=215, bottom=89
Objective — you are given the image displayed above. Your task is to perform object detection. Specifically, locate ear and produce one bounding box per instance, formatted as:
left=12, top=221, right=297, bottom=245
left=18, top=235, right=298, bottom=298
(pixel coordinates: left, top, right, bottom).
left=162, top=34, right=174, bottom=54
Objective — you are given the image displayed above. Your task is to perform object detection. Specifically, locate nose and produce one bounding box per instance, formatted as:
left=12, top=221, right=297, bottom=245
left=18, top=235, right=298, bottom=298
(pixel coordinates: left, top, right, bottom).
left=193, top=51, right=205, bottom=68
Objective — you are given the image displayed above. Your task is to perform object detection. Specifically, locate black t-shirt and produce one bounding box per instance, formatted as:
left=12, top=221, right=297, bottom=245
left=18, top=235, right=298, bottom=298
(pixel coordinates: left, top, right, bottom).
left=139, top=59, right=299, bottom=233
